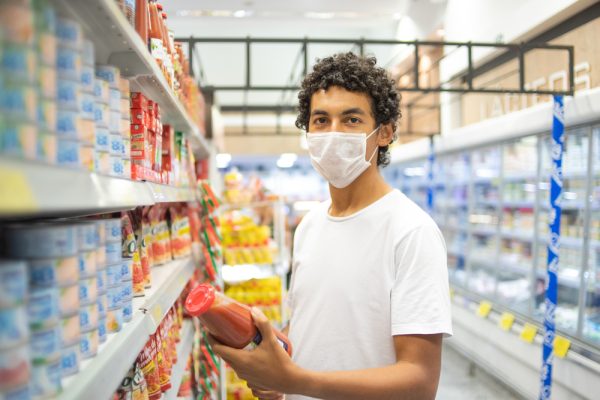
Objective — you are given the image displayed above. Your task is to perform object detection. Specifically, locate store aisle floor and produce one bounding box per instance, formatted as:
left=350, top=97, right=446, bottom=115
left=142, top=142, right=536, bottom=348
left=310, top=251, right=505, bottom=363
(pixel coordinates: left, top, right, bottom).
left=437, top=344, right=522, bottom=400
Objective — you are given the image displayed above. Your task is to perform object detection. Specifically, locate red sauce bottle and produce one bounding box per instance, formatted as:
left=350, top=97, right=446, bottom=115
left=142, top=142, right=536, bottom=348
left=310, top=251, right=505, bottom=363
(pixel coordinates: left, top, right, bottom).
left=185, top=284, right=293, bottom=356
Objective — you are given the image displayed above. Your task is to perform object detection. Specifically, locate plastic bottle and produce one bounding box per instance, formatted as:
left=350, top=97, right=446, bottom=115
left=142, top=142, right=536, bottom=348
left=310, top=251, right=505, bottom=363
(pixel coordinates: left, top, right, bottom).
left=135, top=0, right=149, bottom=47
left=185, top=284, right=292, bottom=356
left=148, top=1, right=163, bottom=62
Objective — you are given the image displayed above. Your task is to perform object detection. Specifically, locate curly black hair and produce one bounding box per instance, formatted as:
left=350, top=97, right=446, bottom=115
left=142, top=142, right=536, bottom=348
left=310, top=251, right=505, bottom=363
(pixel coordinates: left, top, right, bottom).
left=296, top=52, right=401, bottom=167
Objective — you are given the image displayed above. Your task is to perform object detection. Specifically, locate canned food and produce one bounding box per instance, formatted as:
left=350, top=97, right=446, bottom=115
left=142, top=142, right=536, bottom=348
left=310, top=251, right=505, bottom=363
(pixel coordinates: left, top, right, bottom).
left=79, top=303, right=99, bottom=332
left=106, top=241, right=122, bottom=264
left=97, top=268, right=106, bottom=293
left=57, top=79, right=81, bottom=111
left=81, top=64, right=94, bottom=93
left=0, top=119, right=37, bottom=160
left=1, top=44, right=36, bottom=84
left=37, top=131, right=57, bottom=164
left=121, top=280, right=133, bottom=301
left=106, top=285, right=122, bottom=310
left=0, top=83, right=37, bottom=121
left=56, top=109, right=81, bottom=138
left=0, top=260, right=27, bottom=308
left=109, top=155, right=124, bottom=177
left=94, top=79, right=110, bottom=104
left=31, top=357, right=61, bottom=398
left=94, top=220, right=107, bottom=245
left=76, top=222, right=97, bottom=251
left=60, top=344, right=80, bottom=377
left=95, top=127, right=110, bottom=152
left=106, top=263, right=122, bottom=288
left=105, top=219, right=122, bottom=243
left=58, top=284, right=79, bottom=317
left=39, top=65, right=57, bottom=99
left=95, top=65, right=120, bottom=89
left=109, top=134, right=122, bottom=156
left=60, top=313, right=80, bottom=347
left=80, top=92, right=95, bottom=120
left=120, top=258, right=133, bottom=281
left=57, top=137, right=81, bottom=168
left=94, top=150, right=110, bottom=175
left=105, top=307, right=123, bottom=333
left=0, top=344, right=30, bottom=390
left=79, top=277, right=98, bottom=306
left=56, top=18, right=83, bottom=50
left=82, top=39, right=94, bottom=66
left=28, top=287, right=59, bottom=330
left=29, top=256, right=78, bottom=287
left=95, top=245, right=107, bottom=269
left=78, top=250, right=96, bottom=278
left=30, top=325, right=61, bottom=363
left=56, top=46, right=81, bottom=81
left=98, top=317, right=106, bottom=344
left=94, top=101, right=109, bottom=128
left=80, top=118, right=95, bottom=144
left=122, top=298, right=132, bottom=323
left=1, top=384, right=31, bottom=400
left=109, top=88, right=120, bottom=111
left=80, top=329, right=98, bottom=359
left=3, top=223, right=78, bottom=259
left=0, top=306, right=29, bottom=350
left=97, top=292, right=107, bottom=318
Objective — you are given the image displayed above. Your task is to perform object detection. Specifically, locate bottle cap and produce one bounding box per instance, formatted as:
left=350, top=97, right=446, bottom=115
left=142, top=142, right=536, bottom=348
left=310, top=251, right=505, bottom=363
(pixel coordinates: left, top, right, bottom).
left=185, top=283, right=215, bottom=316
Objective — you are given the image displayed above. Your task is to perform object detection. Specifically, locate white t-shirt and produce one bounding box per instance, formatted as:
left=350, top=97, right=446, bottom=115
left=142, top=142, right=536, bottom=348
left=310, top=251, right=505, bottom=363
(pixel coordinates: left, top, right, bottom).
left=286, top=189, right=452, bottom=400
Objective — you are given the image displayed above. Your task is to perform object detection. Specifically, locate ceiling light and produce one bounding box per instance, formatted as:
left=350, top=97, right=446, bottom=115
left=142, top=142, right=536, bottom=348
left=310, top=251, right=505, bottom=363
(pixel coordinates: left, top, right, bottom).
left=233, top=9, right=253, bottom=18
left=305, top=12, right=335, bottom=19
left=217, top=153, right=232, bottom=169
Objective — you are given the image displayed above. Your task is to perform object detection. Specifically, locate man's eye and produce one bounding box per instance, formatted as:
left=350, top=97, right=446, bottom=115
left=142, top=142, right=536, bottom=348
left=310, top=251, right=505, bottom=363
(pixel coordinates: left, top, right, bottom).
left=348, top=117, right=360, bottom=124
left=314, top=117, right=327, bottom=124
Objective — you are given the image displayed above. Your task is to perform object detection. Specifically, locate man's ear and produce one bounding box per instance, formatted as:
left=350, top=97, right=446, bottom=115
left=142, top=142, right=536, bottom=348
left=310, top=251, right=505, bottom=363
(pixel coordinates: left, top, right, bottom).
left=378, top=123, right=394, bottom=146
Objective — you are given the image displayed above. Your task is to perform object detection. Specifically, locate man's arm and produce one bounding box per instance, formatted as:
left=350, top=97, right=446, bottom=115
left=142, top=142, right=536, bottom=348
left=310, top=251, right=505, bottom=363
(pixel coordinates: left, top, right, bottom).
left=211, top=309, right=442, bottom=400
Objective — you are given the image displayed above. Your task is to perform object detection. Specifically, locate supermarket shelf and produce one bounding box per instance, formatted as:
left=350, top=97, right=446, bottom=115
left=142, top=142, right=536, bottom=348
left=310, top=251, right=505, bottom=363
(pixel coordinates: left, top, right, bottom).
left=500, top=229, right=534, bottom=242
left=439, top=223, right=469, bottom=233
left=504, top=173, right=538, bottom=182
left=447, top=247, right=466, bottom=257
left=222, top=263, right=289, bottom=284
left=138, top=257, right=196, bottom=331
left=0, top=158, right=197, bottom=216
left=54, top=0, right=210, bottom=158
left=471, top=226, right=497, bottom=236
left=163, top=320, right=195, bottom=400
left=61, top=257, right=195, bottom=399
left=501, top=200, right=536, bottom=209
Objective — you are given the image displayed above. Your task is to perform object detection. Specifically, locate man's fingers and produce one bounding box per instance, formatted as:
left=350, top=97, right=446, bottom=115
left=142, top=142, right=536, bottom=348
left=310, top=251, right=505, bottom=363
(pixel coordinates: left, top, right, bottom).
left=251, top=307, right=276, bottom=343
left=207, top=335, right=246, bottom=364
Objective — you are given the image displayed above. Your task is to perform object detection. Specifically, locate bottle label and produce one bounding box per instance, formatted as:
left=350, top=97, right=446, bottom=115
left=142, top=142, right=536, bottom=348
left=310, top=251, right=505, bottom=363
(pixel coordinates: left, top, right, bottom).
left=150, top=38, right=163, bottom=60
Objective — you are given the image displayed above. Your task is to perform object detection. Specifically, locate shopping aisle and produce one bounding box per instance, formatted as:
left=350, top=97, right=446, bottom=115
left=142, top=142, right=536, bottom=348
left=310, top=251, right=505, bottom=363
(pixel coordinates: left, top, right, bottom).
left=437, top=345, right=520, bottom=400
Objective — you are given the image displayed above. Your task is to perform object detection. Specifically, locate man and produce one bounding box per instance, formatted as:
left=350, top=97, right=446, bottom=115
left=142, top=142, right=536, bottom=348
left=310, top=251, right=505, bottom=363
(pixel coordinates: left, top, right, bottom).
left=211, top=52, right=452, bottom=400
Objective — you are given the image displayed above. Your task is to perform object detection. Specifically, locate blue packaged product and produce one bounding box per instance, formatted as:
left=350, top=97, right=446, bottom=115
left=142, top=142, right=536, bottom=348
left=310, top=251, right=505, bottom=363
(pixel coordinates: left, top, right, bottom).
left=0, top=260, right=28, bottom=308
left=79, top=303, right=99, bottom=332
left=80, top=329, right=99, bottom=359
left=97, top=268, right=107, bottom=293
left=31, top=358, right=62, bottom=398
left=109, top=88, right=120, bottom=111
left=56, top=46, right=81, bottom=81
left=97, top=292, right=107, bottom=318
left=95, top=65, right=120, bottom=89
left=108, top=134, right=122, bottom=156
left=56, top=137, right=81, bottom=168
left=106, top=263, right=122, bottom=287
left=105, top=219, right=122, bottom=243
left=98, top=317, right=106, bottom=343
left=95, top=127, right=110, bottom=152
left=56, top=18, right=83, bottom=50
left=28, top=287, right=60, bottom=330
left=0, top=306, right=29, bottom=349
left=29, top=256, right=79, bottom=287
left=78, top=277, right=98, bottom=306
left=80, top=92, right=95, bottom=120
left=109, top=155, right=124, bottom=177
left=2, top=384, right=31, bottom=400
left=30, top=326, right=62, bottom=363
left=1, top=44, right=36, bottom=83
left=60, top=344, right=80, bottom=377
left=78, top=251, right=97, bottom=278
left=56, top=109, right=80, bottom=138
left=57, top=79, right=80, bottom=111
left=120, top=258, right=133, bottom=282
left=76, top=222, right=97, bottom=251
left=106, top=285, right=122, bottom=310
left=94, top=101, right=109, bottom=128
left=0, top=119, right=37, bottom=159
left=3, top=223, right=78, bottom=259
left=81, top=64, right=94, bottom=93
left=106, top=241, right=122, bottom=264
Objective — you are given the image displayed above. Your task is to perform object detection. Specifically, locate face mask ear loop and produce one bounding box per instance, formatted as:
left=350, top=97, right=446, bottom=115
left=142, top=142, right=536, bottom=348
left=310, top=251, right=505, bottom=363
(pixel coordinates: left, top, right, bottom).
left=366, top=125, right=381, bottom=164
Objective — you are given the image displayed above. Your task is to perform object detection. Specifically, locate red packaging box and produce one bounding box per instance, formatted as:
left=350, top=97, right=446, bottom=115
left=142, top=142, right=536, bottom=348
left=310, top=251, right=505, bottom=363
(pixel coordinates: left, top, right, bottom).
left=130, top=108, right=145, bottom=125
left=131, top=124, right=150, bottom=141
left=130, top=92, right=148, bottom=109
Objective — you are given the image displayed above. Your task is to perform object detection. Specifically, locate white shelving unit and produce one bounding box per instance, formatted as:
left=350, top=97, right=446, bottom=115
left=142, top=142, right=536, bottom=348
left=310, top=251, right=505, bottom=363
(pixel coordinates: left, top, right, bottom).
left=163, top=320, right=195, bottom=400
left=51, top=0, right=210, bottom=158
left=60, top=257, right=195, bottom=400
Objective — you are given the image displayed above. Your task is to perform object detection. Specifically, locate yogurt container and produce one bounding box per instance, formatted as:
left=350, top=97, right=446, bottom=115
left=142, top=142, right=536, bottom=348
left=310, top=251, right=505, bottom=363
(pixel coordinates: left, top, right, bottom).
left=76, top=222, right=97, bottom=251
left=1, top=384, right=31, bottom=400
left=37, top=131, right=57, bottom=164
left=120, top=258, right=133, bottom=282
left=56, top=45, right=81, bottom=81
left=109, top=110, right=121, bottom=133
left=1, top=44, right=36, bottom=84
left=0, top=84, right=37, bottom=121
left=28, top=287, right=60, bottom=330
left=93, top=80, right=110, bottom=104
left=106, top=263, right=122, bottom=288
left=79, top=277, right=98, bottom=306
left=81, top=64, right=94, bottom=93
left=3, top=224, right=77, bottom=259
left=0, top=260, right=28, bottom=308
left=79, top=303, right=99, bottom=332
left=95, top=65, right=120, bottom=89
left=109, top=155, right=124, bottom=177
left=79, top=328, right=99, bottom=359
left=105, top=307, right=123, bottom=333
left=57, top=79, right=81, bottom=111
left=0, top=306, right=29, bottom=350
left=106, top=241, right=122, bottom=265
left=0, top=344, right=30, bottom=390
left=31, top=357, right=62, bottom=398
left=108, top=133, right=122, bottom=156
left=78, top=250, right=97, bottom=278
left=60, top=344, right=80, bottom=377
left=95, top=127, right=110, bottom=152
left=97, top=292, right=107, bottom=319
left=94, top=150, right=110, bottom=175
left=122, top=297, right=132, bottom=323
left=119, top=117, right=130, bottom=138
left=98, top=317, right=106, bottom=344
left=29, top=256, right=78, bottom=287
left=94, top=220, right=107, bottom=245
left=80, top=92, right=95, bottom=120
left=81, top=145, right=94, bottom=171
left=95, top=245, right=107, bottom=269
left=109, top=88, right=120, bottom=111
left=94, top=101, right=109, bottom=128
left=122, top=158, right=131, bottom=179
left=60, top=313, right=80, bottom=347
left=56, top=18, right=83, bottom=50
left=105, top=219, right=122, bottom=243
left=122, top=139, right=131, bottom=158
left=97, top=268, right=107, bottom=293
left=58, top=284, right=80, bottom=317
left=0, top=120, right=37, bottom=160
left=56, top=109, right=81, bottom=138
left=106, top=285, right=122, bottom=311
left=57, top=137, right=81, bottom=168
left=30, top=325, right=62, bottom=363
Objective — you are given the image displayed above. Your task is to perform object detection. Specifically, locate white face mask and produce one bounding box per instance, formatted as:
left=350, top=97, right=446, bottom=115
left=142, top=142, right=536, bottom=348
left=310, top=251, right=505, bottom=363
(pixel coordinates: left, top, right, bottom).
left=306, top=126, right=380, bottom=189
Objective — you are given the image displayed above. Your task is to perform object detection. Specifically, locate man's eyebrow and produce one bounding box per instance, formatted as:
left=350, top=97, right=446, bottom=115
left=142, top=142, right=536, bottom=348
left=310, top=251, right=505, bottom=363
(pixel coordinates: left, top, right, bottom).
left=310, top=109, right=329, bottom=116
left=341, top=108, right=367, bottom=116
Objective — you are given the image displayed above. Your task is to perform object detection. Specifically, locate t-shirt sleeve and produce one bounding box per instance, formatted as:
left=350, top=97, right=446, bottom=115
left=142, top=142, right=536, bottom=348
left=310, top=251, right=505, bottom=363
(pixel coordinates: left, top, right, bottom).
left=391, top=223, right=453, bottom=337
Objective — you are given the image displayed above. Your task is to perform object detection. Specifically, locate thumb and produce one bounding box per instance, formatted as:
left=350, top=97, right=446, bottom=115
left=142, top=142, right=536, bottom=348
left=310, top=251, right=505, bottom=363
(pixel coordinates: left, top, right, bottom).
left=251, top=307, right=275, bottom=343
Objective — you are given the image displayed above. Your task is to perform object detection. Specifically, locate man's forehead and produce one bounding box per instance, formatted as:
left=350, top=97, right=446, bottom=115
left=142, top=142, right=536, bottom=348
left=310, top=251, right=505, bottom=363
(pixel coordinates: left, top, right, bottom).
left=310, top=87, right=372, bottom=113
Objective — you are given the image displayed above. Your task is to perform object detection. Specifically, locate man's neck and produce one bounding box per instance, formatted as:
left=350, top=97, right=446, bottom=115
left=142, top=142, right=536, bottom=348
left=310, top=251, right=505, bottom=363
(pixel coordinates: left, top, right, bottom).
left=328, top=167, right=392, bottom=217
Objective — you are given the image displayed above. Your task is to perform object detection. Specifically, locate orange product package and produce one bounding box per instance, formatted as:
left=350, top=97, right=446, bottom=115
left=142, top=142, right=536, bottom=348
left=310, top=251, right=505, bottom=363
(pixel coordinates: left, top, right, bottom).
left=143, top=206, right=157, bottom=269
left=153, top=332, right=171, bottom=392
left=158, top=206, right=172, bottom=262
left=148, top=206, right=165, bottom=265
left=137, top=339, right=160, bottom=400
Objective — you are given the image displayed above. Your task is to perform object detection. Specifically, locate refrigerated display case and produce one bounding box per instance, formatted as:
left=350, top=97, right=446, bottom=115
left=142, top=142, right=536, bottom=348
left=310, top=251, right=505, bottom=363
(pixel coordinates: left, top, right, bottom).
left=389, top=122, right=600, bottom=353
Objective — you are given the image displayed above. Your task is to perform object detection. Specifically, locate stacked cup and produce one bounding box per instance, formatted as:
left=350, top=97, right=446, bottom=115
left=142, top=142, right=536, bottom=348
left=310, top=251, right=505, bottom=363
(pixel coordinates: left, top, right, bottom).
left=94, top=220, right=108, bottom=345
left=76, top=222, right=99, bottom=362
left=104, top=218, right=124, bottom=333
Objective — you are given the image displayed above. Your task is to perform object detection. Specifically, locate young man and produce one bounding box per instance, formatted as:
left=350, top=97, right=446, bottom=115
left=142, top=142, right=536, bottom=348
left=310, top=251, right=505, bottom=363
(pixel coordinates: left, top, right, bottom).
left=210, top=52, right=452, bottom=400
